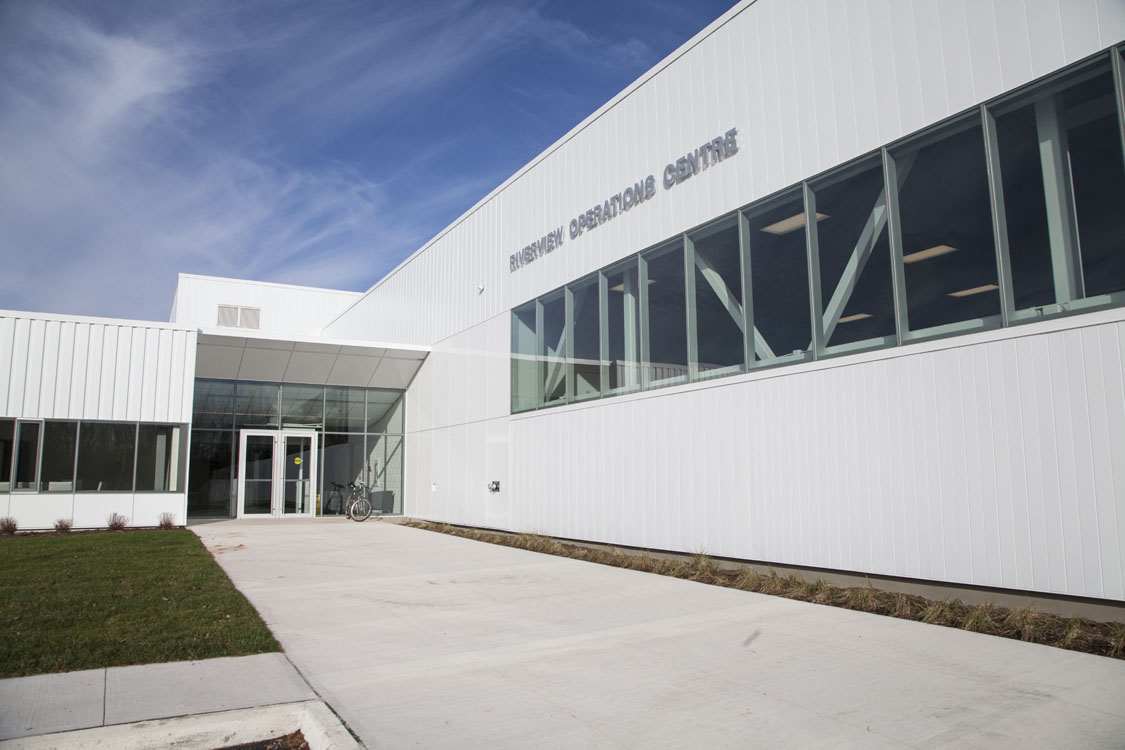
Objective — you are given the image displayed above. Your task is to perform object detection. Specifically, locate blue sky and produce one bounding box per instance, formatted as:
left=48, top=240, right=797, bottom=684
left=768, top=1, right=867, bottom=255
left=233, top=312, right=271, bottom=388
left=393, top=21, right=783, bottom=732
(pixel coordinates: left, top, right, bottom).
left=0, top=0, right=737, bottom=321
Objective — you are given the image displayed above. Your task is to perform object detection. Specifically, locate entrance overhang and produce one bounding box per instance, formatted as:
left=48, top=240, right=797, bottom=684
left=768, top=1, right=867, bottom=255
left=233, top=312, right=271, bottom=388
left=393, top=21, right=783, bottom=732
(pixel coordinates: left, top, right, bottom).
left=194, top=329, right=428, bottom=389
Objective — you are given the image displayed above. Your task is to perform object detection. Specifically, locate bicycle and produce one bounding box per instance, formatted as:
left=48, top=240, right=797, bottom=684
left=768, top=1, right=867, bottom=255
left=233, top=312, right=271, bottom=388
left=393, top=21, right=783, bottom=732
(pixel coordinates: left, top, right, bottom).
left=327, top=481, right=373, bottom=522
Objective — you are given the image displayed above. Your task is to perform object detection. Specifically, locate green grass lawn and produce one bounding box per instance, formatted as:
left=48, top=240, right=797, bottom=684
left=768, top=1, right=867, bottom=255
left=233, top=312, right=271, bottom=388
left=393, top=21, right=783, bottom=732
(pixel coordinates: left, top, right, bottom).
left=0, top=530, right=279, bottom=677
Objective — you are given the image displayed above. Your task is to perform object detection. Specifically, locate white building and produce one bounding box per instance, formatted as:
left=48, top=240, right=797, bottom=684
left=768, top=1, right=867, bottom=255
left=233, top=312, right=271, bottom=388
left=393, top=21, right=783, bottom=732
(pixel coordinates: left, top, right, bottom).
left=3, top=0, right=1124, bottom=608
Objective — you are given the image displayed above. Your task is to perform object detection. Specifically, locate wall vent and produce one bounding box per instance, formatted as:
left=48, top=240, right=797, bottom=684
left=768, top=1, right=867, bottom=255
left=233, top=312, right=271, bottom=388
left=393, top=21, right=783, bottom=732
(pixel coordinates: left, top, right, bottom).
left=217, top=305, right=261, bottom=330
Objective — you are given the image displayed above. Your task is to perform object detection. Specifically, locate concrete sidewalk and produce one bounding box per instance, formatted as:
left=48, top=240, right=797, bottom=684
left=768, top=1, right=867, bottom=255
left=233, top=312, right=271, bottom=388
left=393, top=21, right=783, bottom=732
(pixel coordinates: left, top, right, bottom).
left=0, top=653, right=316, bottom=742
left=193, top=519, right=1125, bottom=750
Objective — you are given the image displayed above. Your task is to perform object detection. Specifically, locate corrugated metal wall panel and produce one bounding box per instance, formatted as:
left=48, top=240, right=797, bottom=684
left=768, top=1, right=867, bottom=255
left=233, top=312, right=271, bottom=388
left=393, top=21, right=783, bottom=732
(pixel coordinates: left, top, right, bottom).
left=0, top=312, right=196, bottom=423
left=405, top=311, right=1125, bottom=601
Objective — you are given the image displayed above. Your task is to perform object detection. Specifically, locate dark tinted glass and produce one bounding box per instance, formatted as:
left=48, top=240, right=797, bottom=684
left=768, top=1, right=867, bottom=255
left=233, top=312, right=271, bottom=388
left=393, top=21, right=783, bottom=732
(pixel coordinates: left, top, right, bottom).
left=76, top=423, right=136, bottom=492
left=40, top=421, right=77, bottom=491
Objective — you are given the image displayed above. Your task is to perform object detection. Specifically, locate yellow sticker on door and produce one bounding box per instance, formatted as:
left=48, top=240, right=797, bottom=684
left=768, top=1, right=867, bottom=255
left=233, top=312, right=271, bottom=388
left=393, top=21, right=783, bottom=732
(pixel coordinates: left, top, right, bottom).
left=294, top=457, right=302, bottom=465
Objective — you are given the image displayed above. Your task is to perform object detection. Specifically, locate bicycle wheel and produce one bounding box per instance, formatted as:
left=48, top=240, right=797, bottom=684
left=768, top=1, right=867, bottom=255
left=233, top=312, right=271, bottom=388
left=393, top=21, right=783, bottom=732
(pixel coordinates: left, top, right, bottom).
left=349, top=497, right=372, bottom=522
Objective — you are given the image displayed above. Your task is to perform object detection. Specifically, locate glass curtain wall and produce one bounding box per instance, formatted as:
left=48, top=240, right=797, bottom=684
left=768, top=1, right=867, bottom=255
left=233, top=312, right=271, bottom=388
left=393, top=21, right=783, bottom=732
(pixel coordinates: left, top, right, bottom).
left=509, top=46, right=1125, bottom=413
left=188, top=379, right=405, bottom=517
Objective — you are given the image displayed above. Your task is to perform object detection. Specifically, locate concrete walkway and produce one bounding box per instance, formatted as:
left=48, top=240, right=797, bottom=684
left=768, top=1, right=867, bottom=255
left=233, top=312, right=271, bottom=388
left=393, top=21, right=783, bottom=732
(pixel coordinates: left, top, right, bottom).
left=194, top=519, right=1125, bottom=750
left=0, top=653, right=316, bottom=741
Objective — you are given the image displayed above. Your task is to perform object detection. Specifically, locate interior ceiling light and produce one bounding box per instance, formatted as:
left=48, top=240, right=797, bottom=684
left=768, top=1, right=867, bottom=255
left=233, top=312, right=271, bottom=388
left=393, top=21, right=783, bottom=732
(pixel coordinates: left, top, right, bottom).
left=948, top=284, right=999, bottom=297
left=609, top=280, right=657, bottom=292
left=903, top=244, right=958, bottom=263
left=837, top=313, right=872, bottom=323
left=759, top=212, right=828, bottom=235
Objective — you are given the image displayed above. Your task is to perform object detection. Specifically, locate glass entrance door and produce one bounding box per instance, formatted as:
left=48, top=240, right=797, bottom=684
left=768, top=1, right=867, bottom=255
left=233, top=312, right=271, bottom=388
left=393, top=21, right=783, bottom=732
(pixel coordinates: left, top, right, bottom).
left=237, top=430, right=317, bottom=518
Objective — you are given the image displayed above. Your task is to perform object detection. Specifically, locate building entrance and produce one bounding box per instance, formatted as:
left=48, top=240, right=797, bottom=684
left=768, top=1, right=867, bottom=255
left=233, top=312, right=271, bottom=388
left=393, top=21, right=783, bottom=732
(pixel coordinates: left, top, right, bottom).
left=236, top=430, right=317, bottom=518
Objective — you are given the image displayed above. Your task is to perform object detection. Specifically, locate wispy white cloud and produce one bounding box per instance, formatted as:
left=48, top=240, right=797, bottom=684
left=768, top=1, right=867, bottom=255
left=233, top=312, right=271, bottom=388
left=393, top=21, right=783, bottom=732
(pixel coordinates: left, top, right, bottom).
left=0, top=0, right=727, bottom=321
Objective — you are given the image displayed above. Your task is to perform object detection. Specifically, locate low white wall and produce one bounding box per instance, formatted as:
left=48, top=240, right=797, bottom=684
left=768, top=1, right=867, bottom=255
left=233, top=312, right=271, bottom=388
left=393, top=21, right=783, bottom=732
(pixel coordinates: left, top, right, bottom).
left=2, top=492, right=186, bottom=530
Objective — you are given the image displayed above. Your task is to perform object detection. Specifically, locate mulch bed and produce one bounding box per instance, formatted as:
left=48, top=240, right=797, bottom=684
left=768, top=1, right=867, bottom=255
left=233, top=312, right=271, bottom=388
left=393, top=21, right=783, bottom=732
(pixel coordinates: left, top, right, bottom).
left=217, top=730, right=309, bottom=750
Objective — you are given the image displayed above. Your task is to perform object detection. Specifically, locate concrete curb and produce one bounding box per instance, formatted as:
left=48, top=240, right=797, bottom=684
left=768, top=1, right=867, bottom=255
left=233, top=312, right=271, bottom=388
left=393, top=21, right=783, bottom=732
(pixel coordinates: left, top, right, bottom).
left=0, top=700, right=361, bottom=750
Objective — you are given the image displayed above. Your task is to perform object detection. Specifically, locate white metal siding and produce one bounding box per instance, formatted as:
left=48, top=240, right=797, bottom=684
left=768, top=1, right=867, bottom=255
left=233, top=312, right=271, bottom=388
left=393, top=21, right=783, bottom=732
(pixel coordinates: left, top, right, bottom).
left=323, top=0, right=1125, bottom=348
left=0, top=312, right=196, bottom=423
left=405, top=310, right=1125, bottom=602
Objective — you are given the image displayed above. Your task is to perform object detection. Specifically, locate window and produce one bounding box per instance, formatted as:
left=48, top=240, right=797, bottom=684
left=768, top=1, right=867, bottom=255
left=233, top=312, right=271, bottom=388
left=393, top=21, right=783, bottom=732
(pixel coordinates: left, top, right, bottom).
left=325, top=387, right=365, bottom=432
left=188, top=431, right=234, bottom=516
left=76, top=423, right=136, bottom=492
left=367, top=390, right=404, bottom=433
left=894, top=120, right=1000, bottom=336
left=13, top=421, right=41, bottom=491
left=746, top=192, right=813, bottom=365
left=40, top=421, right=77, bottom=491
left=811, top=158, right=896, bottom=354
left=136, top=425, right=185, bottom=492
left=321, top=433, right=365, bottom=515
left=511, top=302, right=538, bottom=413
left=569, top=275, right=601, bottom=400
left=642, top=240, right=688, bottom=387
left=235, top=382, right=280, bottom=429
left=0, top=419, right=13, bottom=492
left=509, top=49, right=1125, bottom=411
left=605, top=259, right=641, bottom=394
left=690, top=217, right=746, bottom=377
left=539, top=290, right=567, bottom=406
left=281, top=385, right=324, bottom=429
left=217, top=305, right=261, bottom=329
left=193, top=379, right=235, bottom=429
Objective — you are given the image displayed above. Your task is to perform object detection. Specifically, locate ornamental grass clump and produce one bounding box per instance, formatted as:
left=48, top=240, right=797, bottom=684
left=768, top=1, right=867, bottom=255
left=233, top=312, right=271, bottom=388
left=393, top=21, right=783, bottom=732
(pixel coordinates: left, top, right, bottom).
left=53, top=518, right=72, bottom=534
left=106, top=513, right=129, bottom=531
left=0, top=517, right=17, bottom=535
left=157, top=512, right=177, bottom=530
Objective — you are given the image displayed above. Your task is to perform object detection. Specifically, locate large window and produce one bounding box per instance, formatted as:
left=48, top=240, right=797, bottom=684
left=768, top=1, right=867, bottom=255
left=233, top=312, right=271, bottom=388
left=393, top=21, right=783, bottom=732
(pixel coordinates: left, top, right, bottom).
left=76, top=423, right=136, bottom=492
left=509, top=46, right=1125, bottom=413
left=569, top=275, right=601, bottom=401
left=12, top=421, right=41, bottom=491
left=746, top=193, right=812, bottom=365
left=40, top=421, right=77, bottom=492
left=0, top=420, right=13, bottom=492
left=642, top=241, right=688, bottom=387
left=511, top=302, right=538, bottom=413
left=894, top=119, right=1000, bottom=336
left=691, top=218, right=745, bottom=377
left=136, top=425, right=185, bottom=492
left=811, top=158, right=896, bottom=354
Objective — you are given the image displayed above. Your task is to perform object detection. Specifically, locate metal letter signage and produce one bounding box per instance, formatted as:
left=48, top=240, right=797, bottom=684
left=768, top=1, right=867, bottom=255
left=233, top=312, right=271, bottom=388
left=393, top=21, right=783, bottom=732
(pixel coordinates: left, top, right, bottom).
left=509, top=127, right=739, bottom=273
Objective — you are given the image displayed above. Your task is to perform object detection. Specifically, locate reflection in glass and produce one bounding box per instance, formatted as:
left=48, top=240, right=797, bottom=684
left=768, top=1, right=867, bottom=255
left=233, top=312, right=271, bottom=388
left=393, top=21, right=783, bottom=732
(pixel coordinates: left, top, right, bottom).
left=644, top=242, right=688, bottom=386
left=747, top=193, right=812, bottom=363
left=539, top=291, right=567, bottom=405
left=995, top=104, right=1055, bottom=310
left=192, top=379, right=235, bottom=429
left=281, top=385, right=324, bottom=429
left=367, top=433, right=403, bottom=514
left=1064, top=69, right=1125, bottom=297
left=510, top=302, right=538, bottom=413
left=570, top=276, right=601, bottom=400
left=325, top=387, right=365, bottom=432
left=40, top=421, right=77, bottom=491
left=691, top=218, right=744, bottom=377
left=0, top=419, right=12, bottom=492
left=136, top=425, right=184, bottom=492
left=76, top=423, right=136, bottom=492
left=367, top=390, right=403, bottom=432
left=188, top=431, right=234, bottom=517
left=242, top=435, right=273, bottom=514
left=321, top=433, right=364, bottom=515
left=283, top=435, right=311, bottom=514
left=896, top=122, right=999, bottom=333
left=13, top=421, right=40, bottom=490
left=605, top=260, right=641, bottom=393
left=813, top=160, right=896, bottom=351
left=235, top=382, right=279, bottom=429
